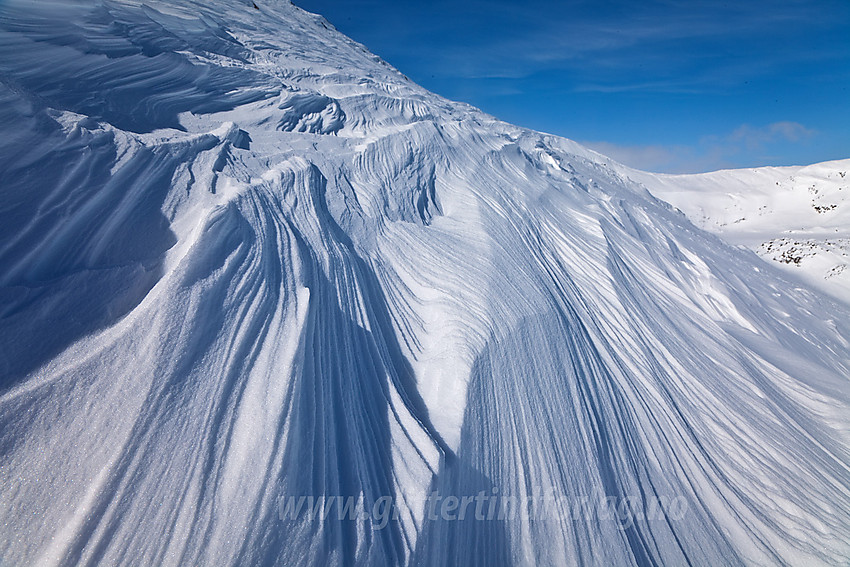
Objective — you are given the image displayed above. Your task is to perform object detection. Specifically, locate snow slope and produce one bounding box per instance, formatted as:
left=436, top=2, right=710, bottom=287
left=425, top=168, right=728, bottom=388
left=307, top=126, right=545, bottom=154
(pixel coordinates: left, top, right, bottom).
left=627, top=161, right=850, bottom=304
left=1, top=1, right=849, bottom=566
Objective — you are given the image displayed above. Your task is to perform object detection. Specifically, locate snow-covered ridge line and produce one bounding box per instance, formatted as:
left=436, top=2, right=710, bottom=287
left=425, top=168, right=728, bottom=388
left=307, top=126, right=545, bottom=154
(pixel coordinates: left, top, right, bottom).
left=626, top=159, right=850, bottom=304
left=1, top=1, right=849, bottom=565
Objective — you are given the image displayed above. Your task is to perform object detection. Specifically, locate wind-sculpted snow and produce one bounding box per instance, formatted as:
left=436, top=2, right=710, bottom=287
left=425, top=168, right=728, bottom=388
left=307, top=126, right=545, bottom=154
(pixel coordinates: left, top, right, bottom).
left=1, top=1, right=849, bottom=566
left=277, top=92, right=345, bottom=134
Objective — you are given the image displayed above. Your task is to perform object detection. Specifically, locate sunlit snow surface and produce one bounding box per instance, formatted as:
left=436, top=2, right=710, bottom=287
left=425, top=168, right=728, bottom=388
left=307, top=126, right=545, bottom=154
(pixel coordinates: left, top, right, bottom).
left=1, top=1, right=849, bottom=565
left=628, top=161, right=850, bottom=305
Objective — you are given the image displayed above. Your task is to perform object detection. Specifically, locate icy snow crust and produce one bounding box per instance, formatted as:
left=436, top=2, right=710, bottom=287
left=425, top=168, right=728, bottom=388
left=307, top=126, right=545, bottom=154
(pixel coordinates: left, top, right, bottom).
left=1, top=1, right=849, bottom=565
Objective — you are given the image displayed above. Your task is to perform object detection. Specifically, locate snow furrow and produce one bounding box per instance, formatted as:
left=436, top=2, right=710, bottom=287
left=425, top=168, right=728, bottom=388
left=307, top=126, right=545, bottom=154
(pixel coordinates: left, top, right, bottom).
left=1, top=1, right=849, bottom=565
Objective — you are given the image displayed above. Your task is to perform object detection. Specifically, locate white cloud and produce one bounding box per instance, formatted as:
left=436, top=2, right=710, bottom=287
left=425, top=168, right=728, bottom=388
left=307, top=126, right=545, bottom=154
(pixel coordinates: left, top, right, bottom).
left=581, top=141, right=697, bottom=173
left=729, top=121, right=816, bottom=149
left=583, top=121, right=818, bottom=173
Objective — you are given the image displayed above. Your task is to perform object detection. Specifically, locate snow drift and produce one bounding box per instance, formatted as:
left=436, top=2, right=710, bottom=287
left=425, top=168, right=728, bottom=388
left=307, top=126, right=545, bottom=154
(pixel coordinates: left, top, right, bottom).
left=1, top=1, right=849, bottom=566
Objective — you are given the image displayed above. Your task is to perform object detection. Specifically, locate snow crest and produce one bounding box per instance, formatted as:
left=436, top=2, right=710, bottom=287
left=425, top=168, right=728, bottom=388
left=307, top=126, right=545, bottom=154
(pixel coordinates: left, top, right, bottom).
left=1, top=1, right=849, bottom=566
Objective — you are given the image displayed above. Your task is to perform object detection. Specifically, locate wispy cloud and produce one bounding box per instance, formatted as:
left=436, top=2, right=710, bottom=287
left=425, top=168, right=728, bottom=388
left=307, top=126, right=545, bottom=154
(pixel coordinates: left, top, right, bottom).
left=727, top=121, right=816, bottom=149
left=584, top=121, right=818, bottom=173
left=581, top=141, right=700, bottom=173
left=300, top=0, right=848, bottom=170
left=572, top=81, right=705, bottom=95
left=402, top=0, right=849, bottom=92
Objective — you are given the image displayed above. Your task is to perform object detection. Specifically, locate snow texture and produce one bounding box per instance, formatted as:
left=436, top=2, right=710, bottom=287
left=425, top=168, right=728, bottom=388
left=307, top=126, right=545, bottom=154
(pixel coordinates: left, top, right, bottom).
left=1, top=1, right=849, bottom=566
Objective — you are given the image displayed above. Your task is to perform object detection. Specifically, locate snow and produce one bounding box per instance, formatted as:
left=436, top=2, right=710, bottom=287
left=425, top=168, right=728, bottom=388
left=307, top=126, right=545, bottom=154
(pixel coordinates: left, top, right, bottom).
left=626, top=160, right=850, bottom=304
left=1, top=0, right=849, bottom=565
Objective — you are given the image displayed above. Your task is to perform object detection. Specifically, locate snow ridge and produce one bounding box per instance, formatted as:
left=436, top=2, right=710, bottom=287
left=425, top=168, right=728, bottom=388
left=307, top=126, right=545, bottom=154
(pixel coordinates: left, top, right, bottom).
left=628, top=160, right=850, bottom=304
left=1, top=1, right=849, bottom=566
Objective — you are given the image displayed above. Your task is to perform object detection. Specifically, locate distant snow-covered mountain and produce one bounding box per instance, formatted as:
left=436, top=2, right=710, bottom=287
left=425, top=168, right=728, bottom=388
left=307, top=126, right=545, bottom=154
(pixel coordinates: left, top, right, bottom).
left=1, top=1, right=849, bottom=566
left=627, top=160, right=850, bottom=304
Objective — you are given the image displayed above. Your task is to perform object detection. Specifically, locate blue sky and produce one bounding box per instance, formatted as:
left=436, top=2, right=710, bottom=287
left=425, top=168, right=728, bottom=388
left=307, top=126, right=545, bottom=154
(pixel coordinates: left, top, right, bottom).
left=295, top=0, right=849, bottom=173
